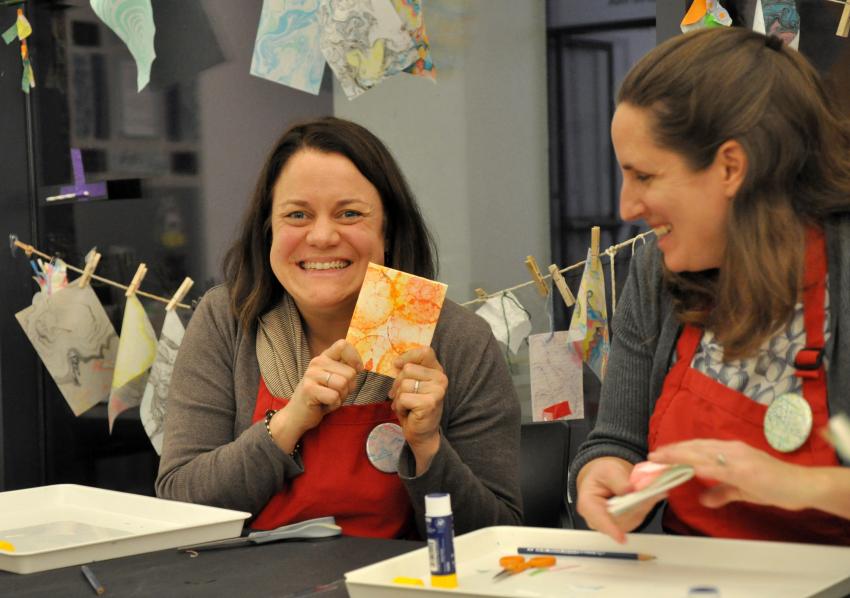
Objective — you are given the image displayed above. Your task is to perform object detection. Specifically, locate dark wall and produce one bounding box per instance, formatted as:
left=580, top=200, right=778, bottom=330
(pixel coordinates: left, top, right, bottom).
left=0, top=3, right=43, bottom=491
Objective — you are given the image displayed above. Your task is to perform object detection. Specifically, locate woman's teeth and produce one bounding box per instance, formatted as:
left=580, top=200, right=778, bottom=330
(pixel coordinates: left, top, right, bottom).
left=652, top=225, right=672, bottom=237
left=301, top=260, right=349, bottom=270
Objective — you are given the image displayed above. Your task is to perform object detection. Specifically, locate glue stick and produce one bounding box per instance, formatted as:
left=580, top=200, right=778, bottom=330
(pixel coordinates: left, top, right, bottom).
left=425, top=492, right=457, bottom=589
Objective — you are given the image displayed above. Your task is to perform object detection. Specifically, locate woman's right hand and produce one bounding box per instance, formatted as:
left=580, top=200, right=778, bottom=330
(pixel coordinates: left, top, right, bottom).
left=576, top=456, right=665, bottom=544
left=268, top=340, right=362, bottom=452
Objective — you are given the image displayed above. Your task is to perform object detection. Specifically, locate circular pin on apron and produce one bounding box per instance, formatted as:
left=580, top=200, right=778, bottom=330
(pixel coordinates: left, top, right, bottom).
left=366, top=422, right=405, bottom=473
left=764, top=392, right=813, bottom=453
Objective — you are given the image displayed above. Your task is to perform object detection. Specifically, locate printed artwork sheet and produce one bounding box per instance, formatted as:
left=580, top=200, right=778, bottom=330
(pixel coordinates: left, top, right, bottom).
left=529, top=332, right=584, bottom=422
left=16, top=286, right=119, bottom=416
left=90, top=0, right=157, bottom=90
left=568, top=249, right=609, bottom=382
left=140, top=309, right=185, bottom=454
left=318, top=0, right=418, bottom=99
left=250, top=0, right=326, bottom=95
left=346, top=262, right=446, bottom=378
left=108, top=294, right=157, bottom=431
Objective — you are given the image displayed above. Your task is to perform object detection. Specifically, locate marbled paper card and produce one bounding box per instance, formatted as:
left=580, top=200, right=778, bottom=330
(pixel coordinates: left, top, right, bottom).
left=108, top=294, right=157, bottom=431
left=390, top=0, right=435, bottom=80
left=346, top=263, right=446, bottom=378
left=568, top=249, right=610, bottom=382
left=529, top=331, right=584, bottom=422
left=16, top=286, right=119, bottom=416
left=140, top=309, right=186, bottom=454
left=90, top=0, right=156, bottom=91
left=250, top=0, right=326, bottom=95
left=318, top=0, right=418, bottom=100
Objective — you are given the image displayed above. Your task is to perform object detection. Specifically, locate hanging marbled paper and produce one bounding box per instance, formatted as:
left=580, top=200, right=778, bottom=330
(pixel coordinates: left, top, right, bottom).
left=140, top=309, right=185, bottom=454
left=90, top=0, right=156, bottom=90
left=16, top=286, right=118, bottom=416
left=529, top=331, right=584, bottom=422
left=568, top=249, right=609, bottom=382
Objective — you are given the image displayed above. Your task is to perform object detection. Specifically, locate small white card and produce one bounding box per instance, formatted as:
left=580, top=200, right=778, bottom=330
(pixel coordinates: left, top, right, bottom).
left=606, top=464, right=695, bottom=516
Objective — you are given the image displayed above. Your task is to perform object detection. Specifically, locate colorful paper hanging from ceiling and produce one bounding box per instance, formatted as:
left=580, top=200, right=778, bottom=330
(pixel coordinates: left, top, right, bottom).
left=90, top=0, right=156, bottom=91
left=2, top=8, right=35, bottom=93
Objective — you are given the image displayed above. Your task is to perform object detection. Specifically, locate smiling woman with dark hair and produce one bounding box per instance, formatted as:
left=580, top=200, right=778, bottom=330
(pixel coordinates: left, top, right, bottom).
left=156, top=117, right=522, bottom=539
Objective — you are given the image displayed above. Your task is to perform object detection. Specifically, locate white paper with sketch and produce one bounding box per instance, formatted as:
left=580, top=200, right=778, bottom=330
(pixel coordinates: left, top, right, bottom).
left=16, top=286, right=118, bottom=416
left=140, top=309, right=185, bottom=454
left=529, top=331, right=584, bottom=422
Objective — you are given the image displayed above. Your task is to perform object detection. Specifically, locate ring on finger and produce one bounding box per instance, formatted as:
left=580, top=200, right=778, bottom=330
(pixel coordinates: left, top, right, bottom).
left=715, top=452, right=727, bottom=466
left=413, top=379, right=421, bottom=394
left=325, top=371, right=333, bottom=387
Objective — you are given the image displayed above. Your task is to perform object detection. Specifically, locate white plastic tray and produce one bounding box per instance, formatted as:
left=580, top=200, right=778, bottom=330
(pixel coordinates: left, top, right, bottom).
left=0, top=484, right=250, bottom=574
left=345, top=526, right=850, bottom=597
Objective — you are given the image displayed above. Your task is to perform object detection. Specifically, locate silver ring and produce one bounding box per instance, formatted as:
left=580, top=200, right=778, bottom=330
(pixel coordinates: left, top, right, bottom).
left=715, top=453, right=727, bottom=466
left=325, top=372, right=333, bottom=386
left=413, top=379, right=421, bottom=394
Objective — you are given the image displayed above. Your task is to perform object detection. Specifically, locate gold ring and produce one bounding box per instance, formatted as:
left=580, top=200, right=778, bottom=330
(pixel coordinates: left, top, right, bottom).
left=325, top=372, right=333, bottom=386
left=716, top=453, right=727, bottom=466
left=413, top=380, right=421, bottom=394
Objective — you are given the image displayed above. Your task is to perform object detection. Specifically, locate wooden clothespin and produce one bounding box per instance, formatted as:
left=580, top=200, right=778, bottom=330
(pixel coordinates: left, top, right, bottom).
left=838, top=0, right=850, bottom=37
left=524, top=255, right=549, bottom=298
left=12, top=238, right=34, bottom=257
left=165, top=277, right=194, bottom=311
left=125, top=263, right=148, bottom=297
left=78, top=251, right=101, bottom=288
left=590, top=226, right=601, bottom=266
left=474, top=287, right=489, bottom=301
left=548, top=264, right=575, bottom=307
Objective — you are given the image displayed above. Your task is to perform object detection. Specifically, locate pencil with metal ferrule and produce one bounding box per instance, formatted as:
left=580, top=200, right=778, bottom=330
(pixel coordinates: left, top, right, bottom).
left=518, top=547, right=656, bottom=561
left=81, top=564, right=105, bottom=595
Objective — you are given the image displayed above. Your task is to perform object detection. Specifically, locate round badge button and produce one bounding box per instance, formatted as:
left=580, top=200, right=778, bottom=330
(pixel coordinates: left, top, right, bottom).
left=366, top=422, right=405, bottom=473
left=763, top=392, right=813, bottom=453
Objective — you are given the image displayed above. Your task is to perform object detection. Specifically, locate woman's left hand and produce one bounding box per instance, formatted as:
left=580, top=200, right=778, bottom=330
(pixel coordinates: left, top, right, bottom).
left=648, top=439, right=812, bottom=511
left=388, top=347, right=448, bottom=475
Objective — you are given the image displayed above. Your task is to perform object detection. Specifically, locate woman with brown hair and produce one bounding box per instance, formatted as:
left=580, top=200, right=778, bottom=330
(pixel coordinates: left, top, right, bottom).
left=156, top=117, right=522, bottom=538
left=571, top=27, right=850, bottom=545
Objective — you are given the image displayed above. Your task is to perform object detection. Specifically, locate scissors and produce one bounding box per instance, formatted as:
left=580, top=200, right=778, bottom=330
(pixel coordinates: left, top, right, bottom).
left=492, top=555, right=556, bottom=580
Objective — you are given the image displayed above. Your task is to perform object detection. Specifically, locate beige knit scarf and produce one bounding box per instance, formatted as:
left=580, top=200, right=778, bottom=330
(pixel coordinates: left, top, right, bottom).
left=256, top=293, right=391, bottom=405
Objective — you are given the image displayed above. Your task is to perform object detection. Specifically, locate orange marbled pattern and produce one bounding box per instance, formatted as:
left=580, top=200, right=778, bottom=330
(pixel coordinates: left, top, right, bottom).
left=345, top=263, right=447, bottom=378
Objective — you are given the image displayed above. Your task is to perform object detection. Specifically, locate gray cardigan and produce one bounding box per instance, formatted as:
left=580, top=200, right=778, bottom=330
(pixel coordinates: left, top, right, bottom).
left=569, top=215, right=850, bottom=501
left=156, top=286, right=523, bottom=537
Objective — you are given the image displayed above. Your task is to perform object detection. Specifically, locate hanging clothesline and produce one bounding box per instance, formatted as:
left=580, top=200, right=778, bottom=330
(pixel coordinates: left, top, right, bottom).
left=459, top=227, right=661, bottom=307
left=10, top=236, right=192, bottom=310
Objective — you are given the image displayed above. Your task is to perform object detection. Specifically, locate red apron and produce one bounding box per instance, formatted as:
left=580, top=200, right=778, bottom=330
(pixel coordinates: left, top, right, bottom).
left=250, top=378, right=413, bottom=538
left=649, top=228, right=850, bottom=544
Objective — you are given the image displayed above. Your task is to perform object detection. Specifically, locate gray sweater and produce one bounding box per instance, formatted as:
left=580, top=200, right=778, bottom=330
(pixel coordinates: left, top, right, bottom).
left=569, top=215, right=850, bottom=501
left=156, top=286, right=523, bottom=537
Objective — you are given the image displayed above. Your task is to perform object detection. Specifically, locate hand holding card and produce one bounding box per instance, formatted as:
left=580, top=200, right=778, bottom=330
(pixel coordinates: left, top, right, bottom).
left=606, top=462, right=695, bottom=516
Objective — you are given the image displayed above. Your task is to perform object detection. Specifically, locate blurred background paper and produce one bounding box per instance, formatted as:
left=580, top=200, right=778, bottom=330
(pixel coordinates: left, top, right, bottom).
left=148, top=0, right=225, bottom=90
left=753, top=0, right=800, bottom=49
left=108, top=295, right=157, bottom=431
left=680, top=0, right=732, bottom=33
left=15, top=286, right=119, bottom=416
left=568, top=249, right=609, bottom=382
left=251, top=0, right=326, bottom=95
left=318, top=0, right=418, bottom=99
left=474, top=292, right=532, bottom=356
left=140, top=309, right=185, bottom=454
left=346, top=263, right=447, bottom=378
left=90, top=0, right=157, bottom=91
left=390, top=0, right=436, bottom=79
left=529, top=331, right=584, bottom=422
